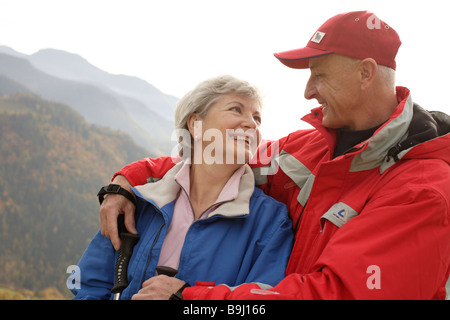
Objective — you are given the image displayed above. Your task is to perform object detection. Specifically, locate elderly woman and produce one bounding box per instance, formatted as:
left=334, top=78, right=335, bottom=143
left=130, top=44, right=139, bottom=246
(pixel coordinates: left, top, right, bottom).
left=71, top=75, right=293, bottom=300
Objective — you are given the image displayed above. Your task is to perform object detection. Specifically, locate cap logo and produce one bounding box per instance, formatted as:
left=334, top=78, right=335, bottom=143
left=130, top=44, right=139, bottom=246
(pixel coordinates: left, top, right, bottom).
left=311, top=31, right=326, bottom=44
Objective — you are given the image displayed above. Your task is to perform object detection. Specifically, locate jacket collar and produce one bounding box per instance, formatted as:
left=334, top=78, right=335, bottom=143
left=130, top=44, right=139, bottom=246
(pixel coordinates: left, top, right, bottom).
left=302, top=87, right=416, bottom=173
left=133, top=161, right=255, bottom=218
left=351, top=86, right=413, bottom=173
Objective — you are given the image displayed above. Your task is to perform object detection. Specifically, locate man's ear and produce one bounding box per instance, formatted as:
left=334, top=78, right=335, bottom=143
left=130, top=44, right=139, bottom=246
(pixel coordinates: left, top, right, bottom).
left=359, top=58, right=378, bottom=90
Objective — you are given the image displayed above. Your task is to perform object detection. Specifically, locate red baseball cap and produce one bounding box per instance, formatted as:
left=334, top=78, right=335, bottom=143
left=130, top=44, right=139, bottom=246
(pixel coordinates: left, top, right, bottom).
left=274, top=11, right=402, bottom=70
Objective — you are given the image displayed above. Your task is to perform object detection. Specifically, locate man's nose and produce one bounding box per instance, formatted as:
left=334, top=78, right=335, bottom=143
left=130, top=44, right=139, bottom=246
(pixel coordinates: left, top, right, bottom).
left=304, top=75, right=317, bottom=100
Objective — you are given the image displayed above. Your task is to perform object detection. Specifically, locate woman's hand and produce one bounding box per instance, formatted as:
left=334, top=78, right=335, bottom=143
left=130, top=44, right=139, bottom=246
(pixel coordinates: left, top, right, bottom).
left=131, top=275, right=187, bottom=300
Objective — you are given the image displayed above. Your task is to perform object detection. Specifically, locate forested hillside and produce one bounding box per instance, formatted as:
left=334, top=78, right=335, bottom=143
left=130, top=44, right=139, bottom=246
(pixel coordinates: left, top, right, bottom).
left=0, top=92, right=150, bottom=298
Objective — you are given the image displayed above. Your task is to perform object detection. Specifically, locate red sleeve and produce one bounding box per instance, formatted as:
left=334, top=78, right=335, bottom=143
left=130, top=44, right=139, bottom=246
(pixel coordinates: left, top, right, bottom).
left=113, top=156, right=179, bottom=187
left=113, top=137, right=286, bottom=188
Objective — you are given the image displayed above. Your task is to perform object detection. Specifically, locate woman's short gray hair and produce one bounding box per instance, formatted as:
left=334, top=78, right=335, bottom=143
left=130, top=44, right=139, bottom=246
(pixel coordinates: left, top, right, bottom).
left=175, top=74, right=262, bottom=130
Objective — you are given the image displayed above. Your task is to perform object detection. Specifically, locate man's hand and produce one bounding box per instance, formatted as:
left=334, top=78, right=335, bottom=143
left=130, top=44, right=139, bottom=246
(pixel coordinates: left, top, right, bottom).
left=132, top=275, right=187, bottom=300
left=99, top=175, right=137, bottom=250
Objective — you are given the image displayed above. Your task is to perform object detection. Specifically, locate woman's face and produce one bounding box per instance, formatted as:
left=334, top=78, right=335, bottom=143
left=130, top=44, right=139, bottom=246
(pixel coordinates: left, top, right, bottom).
left=189, top=94, right=262, bottom=166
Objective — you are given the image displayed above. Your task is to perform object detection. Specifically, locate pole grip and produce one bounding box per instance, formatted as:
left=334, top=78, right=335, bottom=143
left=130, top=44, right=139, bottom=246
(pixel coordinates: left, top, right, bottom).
left=156, top=266, right=178, bottom=277
left=111, top=215, right=139, bottom=298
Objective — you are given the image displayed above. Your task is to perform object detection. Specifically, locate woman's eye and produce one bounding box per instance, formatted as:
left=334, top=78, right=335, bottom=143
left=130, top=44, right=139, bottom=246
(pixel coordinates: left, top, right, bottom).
left=253, top=116, right=261, bottom=124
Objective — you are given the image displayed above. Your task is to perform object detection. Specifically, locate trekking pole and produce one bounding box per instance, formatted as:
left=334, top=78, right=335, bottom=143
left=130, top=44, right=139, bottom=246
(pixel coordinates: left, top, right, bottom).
left=111, top=215, right=140, bottom=300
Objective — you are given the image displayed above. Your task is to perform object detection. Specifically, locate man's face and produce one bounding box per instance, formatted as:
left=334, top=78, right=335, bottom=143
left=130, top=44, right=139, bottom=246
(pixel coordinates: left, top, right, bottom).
left=304, top=54, right=363, bottom=130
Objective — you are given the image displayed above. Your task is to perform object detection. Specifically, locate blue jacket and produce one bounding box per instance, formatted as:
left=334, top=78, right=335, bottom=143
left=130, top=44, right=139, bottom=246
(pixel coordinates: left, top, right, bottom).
left=72, top=163, right=293, bottom=300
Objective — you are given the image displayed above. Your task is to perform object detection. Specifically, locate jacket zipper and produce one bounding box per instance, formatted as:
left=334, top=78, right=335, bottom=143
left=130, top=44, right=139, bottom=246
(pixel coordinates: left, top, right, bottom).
left=139, top=205, right=166, bottom=288
left=294, top=201, right=308, bottom=234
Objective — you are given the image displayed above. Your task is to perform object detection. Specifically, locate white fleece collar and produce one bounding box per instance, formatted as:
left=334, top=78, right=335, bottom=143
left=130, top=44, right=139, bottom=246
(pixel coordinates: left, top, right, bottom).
left=134, top=162, right=255, bottom=218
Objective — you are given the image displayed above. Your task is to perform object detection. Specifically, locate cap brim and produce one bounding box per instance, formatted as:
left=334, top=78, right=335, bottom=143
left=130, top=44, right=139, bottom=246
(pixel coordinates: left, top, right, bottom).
left=274, top=46, right=333, bottom=69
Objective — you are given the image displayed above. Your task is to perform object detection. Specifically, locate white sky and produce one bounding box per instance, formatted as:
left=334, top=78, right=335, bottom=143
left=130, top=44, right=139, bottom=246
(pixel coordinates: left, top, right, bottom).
left=1, top=0, right=449, bottom=140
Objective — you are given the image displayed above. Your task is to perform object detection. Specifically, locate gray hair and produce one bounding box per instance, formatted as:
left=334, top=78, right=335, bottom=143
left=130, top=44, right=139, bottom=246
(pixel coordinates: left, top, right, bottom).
left=343, top=55, right=396, bottom=89
left=175, top=74, right=262, bottom=130
left=377, top=64, right=396, bottom=90
left=174, top=75, right=262, bottom=158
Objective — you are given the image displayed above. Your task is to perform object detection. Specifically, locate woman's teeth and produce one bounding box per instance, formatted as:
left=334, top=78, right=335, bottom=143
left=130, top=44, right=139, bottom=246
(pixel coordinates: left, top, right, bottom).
left=234, top=136, right=250, bottom=143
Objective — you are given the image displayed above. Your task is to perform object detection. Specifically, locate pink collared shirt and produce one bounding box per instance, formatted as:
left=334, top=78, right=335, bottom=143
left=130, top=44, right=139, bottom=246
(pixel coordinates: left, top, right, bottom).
left=156, top=162, right=246, bottom=271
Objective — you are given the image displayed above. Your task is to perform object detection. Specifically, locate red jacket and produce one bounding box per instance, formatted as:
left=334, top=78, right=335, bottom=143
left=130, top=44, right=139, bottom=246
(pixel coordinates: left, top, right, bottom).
left=116, top=87, right=450, bottom=299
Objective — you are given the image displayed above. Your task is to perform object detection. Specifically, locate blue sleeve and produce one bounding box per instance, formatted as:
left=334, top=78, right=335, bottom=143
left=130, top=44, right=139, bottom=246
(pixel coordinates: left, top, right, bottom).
left=71, top=230, right=116, bottom=300
left=244, top=203, right=293, bottom=286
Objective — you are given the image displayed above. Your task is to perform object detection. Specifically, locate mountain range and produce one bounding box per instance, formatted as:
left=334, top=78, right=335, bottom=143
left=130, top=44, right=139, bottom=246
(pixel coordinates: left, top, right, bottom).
left=0, top=45, right=177, bottom=155
left=0, top=46, right=178, bottom=298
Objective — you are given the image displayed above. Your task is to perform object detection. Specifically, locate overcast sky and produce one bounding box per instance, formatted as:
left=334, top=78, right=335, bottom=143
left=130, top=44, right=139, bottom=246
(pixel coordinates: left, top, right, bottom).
left=1, top=0, right=449, bottom=140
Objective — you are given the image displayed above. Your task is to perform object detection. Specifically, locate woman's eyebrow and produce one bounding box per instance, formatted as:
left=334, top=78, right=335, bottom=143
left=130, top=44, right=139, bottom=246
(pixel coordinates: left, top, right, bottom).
left=225, top=101, right=245, bottom=107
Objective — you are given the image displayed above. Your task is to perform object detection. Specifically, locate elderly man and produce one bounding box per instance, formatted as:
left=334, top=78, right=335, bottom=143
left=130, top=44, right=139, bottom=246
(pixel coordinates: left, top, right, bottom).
left=98, top=11, right=450, bottom=299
